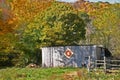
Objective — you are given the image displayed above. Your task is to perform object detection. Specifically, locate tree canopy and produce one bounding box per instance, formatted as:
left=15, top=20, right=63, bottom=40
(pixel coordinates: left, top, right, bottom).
left=23, top=2, right=86, bottom=47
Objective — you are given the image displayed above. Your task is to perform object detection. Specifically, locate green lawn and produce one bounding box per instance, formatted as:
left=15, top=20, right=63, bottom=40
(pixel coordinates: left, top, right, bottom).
left=0, top=67, right=120, bottom=80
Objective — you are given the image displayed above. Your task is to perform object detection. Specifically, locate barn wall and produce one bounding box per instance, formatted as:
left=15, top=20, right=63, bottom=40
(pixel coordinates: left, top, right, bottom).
left=96, top=47, right=102, bottom=60
left=42, top=46, right=97, bottom=67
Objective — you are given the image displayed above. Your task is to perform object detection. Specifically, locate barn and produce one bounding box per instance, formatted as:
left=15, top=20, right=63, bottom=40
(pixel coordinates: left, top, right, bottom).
left=41, top=45, right=111, bottom=67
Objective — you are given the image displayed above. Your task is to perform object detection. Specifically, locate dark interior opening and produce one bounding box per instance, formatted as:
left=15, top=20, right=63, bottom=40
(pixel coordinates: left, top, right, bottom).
left=104, top=48, right=112, bottom=57
left=36, top=49, right=42, bottom=66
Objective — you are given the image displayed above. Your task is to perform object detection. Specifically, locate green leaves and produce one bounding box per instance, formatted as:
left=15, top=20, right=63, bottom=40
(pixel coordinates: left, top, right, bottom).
left=23, top=2, right=87, bottom=47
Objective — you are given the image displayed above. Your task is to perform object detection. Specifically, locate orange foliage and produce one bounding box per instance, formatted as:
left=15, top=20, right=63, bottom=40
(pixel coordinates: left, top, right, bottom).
left=0, top=1, right=18, bottom=35
left=73, top=1, right=111, bottom=17
left=0, top=0, right=52, bottom=35
left=10, top=0, right=53, bottom=22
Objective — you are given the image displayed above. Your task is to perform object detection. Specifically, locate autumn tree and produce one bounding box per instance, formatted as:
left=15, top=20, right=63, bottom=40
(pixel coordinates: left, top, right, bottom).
left=0, top=0, right=53, bottom=66
left=0, top=0, right=18, bottom=35
left=20, top=2, right=87, bottom=64
left=10, top=0, right=52, bottom=23
left=91, top=4, right=120, bottom=57
left=0, top=0, right=20, bottom=67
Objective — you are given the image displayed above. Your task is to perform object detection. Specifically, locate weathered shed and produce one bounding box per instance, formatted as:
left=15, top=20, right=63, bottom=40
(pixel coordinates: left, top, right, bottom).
left=41, top=45, right=111, bottom=67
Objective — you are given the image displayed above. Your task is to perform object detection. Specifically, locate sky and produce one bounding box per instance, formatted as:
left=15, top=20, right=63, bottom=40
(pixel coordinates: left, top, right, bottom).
left=58, top=0, right=120, bottom=3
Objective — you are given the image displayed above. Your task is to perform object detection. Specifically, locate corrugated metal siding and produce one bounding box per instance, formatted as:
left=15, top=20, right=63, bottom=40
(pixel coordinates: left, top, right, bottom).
left=42, top=46, right=97, bottom=67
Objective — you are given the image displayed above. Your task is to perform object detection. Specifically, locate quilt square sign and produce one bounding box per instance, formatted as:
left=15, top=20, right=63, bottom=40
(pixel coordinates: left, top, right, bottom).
left=64, top=48, right=73, bottom=58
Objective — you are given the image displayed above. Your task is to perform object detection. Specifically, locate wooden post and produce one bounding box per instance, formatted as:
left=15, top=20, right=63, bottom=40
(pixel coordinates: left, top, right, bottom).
left=94, top=60, right=97, bottom=71
left=87, top=56, right=91, bottom=72
left=104, top=56, right=106, bottom=72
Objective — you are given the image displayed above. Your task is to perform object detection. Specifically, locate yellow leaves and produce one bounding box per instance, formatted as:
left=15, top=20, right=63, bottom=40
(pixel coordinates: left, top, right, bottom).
left=84, top=1, right=89, bottom=5
left=10, top=0, right=52, bottom=22
left=99, top=2, right=110, bottom=9
left=0, top=1, right=20, bottom=35
left=0, top=33, right=16, bottom=54
left=8, top=20, right=13, bottom=24
left=12, top=17, right=17, bottom=21
left=74, top=1, right=111, bottom=19
left=103, top=30, right=111, bottom=35
left=0, top=9, right=2, bottom=12
left=0, top=16, right=18, bottom=35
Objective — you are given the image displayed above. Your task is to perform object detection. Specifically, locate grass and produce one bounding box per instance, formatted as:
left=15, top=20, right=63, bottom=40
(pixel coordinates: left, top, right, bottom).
left=0, top=67, right=120, bottom=80
left=0, top=67, right=76, bottom=80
